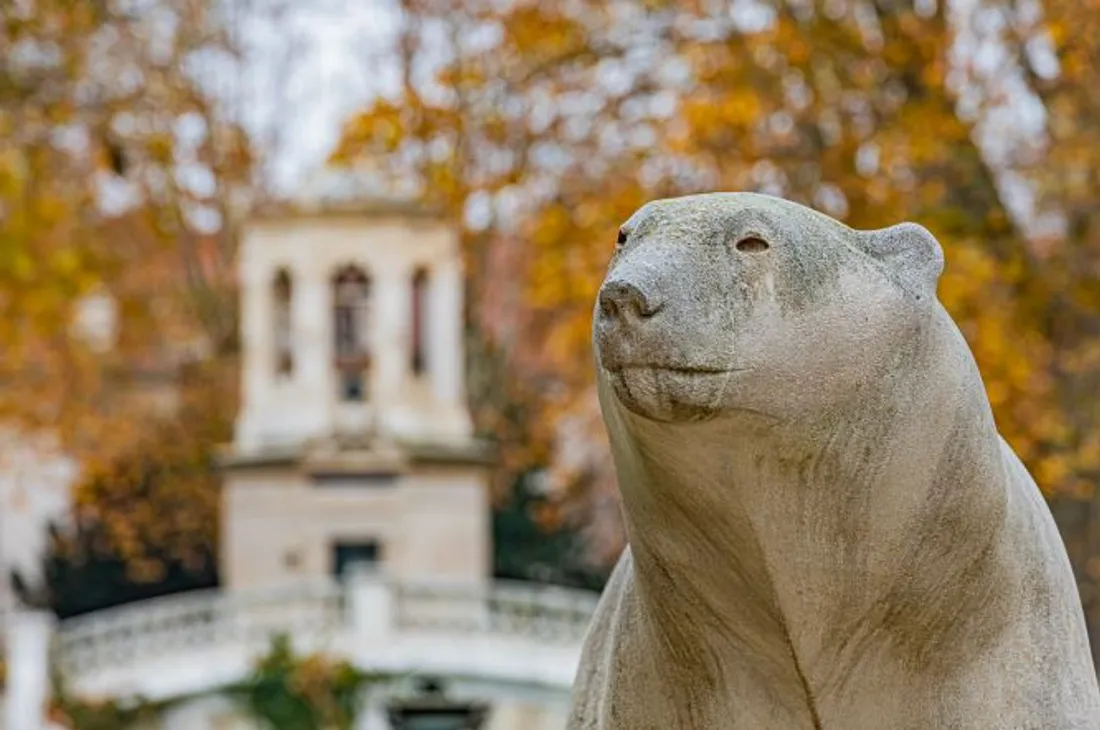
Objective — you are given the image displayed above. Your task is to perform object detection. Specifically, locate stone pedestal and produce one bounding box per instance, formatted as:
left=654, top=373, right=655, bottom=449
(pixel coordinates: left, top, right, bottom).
left=346, top=564, right=394, bottom=642
left=5, top=609, right=54, bottom=730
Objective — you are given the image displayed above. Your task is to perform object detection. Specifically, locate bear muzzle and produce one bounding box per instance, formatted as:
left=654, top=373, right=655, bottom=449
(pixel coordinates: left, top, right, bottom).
left=598, top=277, right=665, bottom=321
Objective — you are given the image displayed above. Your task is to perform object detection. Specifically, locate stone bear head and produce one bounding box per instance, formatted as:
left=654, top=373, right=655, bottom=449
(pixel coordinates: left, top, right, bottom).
left=592, top=192, right=945, bottom=423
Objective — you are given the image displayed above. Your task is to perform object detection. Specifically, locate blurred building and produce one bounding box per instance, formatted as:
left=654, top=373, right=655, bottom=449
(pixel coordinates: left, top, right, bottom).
left=220, top=196, right=492, bottom=589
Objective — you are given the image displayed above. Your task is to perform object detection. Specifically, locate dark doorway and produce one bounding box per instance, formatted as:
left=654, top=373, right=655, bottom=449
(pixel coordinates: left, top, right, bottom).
left=332, top=540, right=381, bottom=578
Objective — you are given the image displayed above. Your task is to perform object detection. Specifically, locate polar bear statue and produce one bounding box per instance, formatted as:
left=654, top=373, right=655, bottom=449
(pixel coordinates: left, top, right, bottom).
left=568, top=193, right=1100, bottom=729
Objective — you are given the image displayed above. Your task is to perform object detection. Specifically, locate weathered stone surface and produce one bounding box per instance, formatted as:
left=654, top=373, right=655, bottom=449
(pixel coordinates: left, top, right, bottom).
left=568, top=193, right=1100, bottom=729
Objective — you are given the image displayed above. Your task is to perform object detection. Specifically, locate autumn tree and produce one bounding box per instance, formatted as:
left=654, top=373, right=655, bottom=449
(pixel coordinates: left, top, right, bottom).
left=987, top=0, right=1100, bottom=666
left=0, top=0, right=293, bottom=585
left=1, top=0, right=250, bottom=432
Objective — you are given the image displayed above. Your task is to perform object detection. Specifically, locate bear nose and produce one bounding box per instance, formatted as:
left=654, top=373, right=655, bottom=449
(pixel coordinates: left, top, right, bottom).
left=598, top=279, right=663, bottom=320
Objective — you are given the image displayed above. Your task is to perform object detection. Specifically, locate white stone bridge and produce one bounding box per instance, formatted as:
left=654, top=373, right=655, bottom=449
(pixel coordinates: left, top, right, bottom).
left=6, top=573, right=600, bottom=729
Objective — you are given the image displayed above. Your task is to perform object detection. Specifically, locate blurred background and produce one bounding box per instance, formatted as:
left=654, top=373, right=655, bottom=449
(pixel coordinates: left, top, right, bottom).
left=1, top=0, right=1099, bottom=727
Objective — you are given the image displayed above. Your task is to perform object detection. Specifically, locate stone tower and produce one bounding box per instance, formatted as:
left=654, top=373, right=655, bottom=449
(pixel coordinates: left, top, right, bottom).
left=219, top=196, right=492, bottom=590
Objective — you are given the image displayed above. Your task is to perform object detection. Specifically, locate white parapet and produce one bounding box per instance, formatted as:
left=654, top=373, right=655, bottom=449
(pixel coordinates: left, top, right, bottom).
left=43, top=577, right=599, bottom=705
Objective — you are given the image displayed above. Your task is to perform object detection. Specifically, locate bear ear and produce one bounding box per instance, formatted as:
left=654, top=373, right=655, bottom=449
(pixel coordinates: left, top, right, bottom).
left=857, top=222, right=944, bottom=303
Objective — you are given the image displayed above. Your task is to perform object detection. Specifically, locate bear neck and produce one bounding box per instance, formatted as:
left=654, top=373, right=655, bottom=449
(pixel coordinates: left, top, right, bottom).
left=601, top=309, right=1009, bottom=710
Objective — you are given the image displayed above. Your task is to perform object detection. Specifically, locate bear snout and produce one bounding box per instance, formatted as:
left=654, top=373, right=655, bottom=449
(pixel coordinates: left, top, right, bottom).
left=597, top=278, right=665, bottom=322
left=594, top=277, right=677, bottom=377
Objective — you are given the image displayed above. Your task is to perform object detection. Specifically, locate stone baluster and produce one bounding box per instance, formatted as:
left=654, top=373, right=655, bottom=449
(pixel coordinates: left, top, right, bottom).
left=5, top=609, right=54, bottom=730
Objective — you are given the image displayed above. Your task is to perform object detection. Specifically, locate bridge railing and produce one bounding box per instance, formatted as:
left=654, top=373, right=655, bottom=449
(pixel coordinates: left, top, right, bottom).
left=52, top=578, right=345, bottom=678
left=48, top=575, right=599, bottom=683
left=394, top=579, right=600, bottom=643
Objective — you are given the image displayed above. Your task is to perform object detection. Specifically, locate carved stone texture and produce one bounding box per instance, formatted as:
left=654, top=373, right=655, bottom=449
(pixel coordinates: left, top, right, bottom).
left=568, top=193, right=1100, bottom=729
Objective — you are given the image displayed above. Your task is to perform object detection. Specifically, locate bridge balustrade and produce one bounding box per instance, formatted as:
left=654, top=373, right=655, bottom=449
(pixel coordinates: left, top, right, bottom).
left=4, top=573, right=601, bottom=730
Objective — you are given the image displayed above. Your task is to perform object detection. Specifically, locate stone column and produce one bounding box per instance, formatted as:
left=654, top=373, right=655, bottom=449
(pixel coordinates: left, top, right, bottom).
left=353, top=696, right=391, bottom=730
left=236, top=253, right=270, bottom=452
left=345, top=564, right=394, bottom=643
left=429, top=259, right=465, bottom=417
left=5, top=609, right=54, bottom=730
left=295, top=273, right=333, bottom=437
left=296, top=275, right=329, bottom=390
left=371, top=270, right=407, bottom=424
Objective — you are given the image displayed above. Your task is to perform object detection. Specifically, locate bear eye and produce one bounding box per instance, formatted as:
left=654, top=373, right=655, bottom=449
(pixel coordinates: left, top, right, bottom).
left=735, top=236, right=769, bottom=253
left=616, top=229, right=628, bottom=247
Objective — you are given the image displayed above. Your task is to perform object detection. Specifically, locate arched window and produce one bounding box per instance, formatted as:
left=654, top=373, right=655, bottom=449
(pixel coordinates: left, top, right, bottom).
left=332, top=265, right=371, bottom=401
left=272, top=269, right=294, bottom=376
left=410, top=267, right=429, bottom=376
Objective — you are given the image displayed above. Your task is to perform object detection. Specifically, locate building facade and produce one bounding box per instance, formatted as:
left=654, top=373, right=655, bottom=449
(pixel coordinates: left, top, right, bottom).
left=220, top=199, right=493, bottom=590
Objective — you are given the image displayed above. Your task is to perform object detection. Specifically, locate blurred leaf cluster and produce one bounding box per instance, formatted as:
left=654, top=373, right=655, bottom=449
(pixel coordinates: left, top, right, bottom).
left=493, top=471, right=609, bottom=590
left=48, top=696, right=162, bottom=730
left=0, top=0, right=247, bottom=452
left=230, top=634, right=383, bottom=730
left=49, top=667, right=167, bottom=730
left=72, top=363, right=233, bottom=579
left=46, top=636, right=380, bottom=729
left=10, top=361, right=230, bottom=614
left=0, top=0, right=256, bottom=581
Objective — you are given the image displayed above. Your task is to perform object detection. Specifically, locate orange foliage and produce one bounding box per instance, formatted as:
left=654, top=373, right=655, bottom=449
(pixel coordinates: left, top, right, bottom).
left=1, top=0, right=251, bottom=566
left=73, top=366, right=234, bottom=579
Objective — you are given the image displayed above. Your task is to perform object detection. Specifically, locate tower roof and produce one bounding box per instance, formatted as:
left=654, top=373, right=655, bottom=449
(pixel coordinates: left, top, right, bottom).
left=250, top=164, right=447, bottom=223
left=247, top=196, right=447, bottom=225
